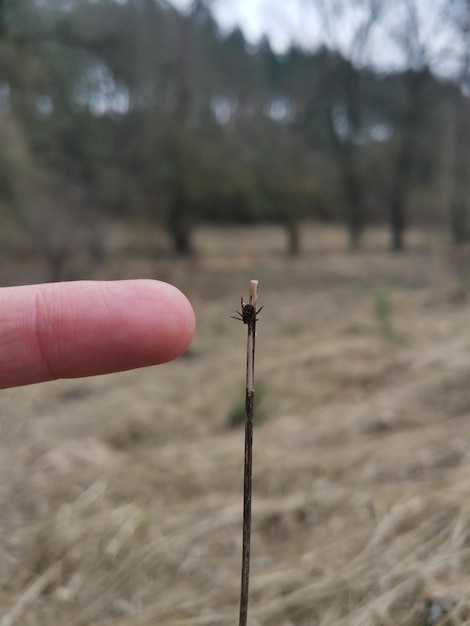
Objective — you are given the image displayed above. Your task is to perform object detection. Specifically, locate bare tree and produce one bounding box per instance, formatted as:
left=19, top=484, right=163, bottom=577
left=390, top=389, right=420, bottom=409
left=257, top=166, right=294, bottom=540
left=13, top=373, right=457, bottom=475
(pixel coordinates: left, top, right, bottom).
left=162, top=0, right=211, bottom=256
left=441, top=0, right=470, bottom=246
left=21, top=173, right=107, bottom=282
left=380, top=0, right=434, bottom=251
left=310, top=0, right=384, bottom=250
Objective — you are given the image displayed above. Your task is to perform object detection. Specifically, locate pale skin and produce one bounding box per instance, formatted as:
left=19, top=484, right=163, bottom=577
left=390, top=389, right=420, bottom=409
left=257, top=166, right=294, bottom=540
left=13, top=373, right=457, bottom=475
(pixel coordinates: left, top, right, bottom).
left=0, top=279, right=196, bottom=389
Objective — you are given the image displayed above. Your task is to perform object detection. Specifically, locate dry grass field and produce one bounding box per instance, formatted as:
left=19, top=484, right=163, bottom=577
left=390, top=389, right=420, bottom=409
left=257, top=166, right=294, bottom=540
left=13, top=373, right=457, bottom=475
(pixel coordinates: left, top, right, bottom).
left=2, top=224, right=470, bottom=625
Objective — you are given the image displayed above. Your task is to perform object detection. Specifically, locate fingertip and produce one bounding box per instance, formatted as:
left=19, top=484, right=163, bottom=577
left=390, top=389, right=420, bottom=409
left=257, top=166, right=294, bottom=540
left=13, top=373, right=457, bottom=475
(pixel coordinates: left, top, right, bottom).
left=0, top=279, right=196, bottom=387
left=146, top=280, right=196, bottom=361
left=72, top=279, right=196, bottom=370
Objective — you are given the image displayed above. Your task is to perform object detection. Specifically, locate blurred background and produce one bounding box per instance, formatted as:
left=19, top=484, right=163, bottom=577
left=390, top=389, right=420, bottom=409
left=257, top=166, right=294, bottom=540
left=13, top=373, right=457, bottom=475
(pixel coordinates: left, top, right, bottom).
left=1, top=0, right=470, bottom=279
left=4, top=2, right=470, bottom=626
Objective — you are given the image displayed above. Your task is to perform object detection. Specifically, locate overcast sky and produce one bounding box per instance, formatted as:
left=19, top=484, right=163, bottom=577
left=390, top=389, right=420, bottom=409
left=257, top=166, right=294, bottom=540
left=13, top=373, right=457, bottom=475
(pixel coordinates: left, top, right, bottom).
left=170, top=0, right=332, bottom=51
left=170, top=0, right=461, bottom=77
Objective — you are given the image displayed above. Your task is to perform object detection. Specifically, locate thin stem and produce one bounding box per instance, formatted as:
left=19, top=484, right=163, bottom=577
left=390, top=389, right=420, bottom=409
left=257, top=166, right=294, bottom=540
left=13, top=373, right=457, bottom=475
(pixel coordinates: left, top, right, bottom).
left=239, top=279, right=259, bottom=626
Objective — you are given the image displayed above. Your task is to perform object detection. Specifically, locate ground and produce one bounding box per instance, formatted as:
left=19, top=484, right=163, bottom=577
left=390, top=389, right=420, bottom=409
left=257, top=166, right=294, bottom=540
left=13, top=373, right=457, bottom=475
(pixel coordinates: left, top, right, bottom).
left=1, top=224, right=470, bottom=625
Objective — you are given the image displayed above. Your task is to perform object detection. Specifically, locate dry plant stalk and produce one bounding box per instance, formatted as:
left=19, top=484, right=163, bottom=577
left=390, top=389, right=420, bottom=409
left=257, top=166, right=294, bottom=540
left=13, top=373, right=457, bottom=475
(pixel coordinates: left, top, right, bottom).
left=232, top=280, right=263, bottom=626
left=0, top=563, right=61, bottom=626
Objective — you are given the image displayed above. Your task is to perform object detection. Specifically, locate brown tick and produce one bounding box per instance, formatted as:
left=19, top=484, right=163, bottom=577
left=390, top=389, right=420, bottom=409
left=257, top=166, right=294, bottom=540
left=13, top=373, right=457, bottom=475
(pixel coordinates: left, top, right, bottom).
left=231, top=296, right=264, bottom=325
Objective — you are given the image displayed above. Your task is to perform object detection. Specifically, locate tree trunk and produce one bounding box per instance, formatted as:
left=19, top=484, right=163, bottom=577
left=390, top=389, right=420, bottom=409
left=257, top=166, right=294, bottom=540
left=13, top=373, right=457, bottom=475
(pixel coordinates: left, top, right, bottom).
left=164, top=6, right=200, bottom=257
left=326, top=113, right=366, bottom=251
left=167, top=185, right=193, bottom=256
left=388, top=70, right=428, bottom=252
left=389, top=206, right=405, bottom=251
left=0, top=0, right=5, bottom=38
left=343, top=162, right=366, bottom=251
left=450, top=201, right=469, bottom=246
left=45, top=249, right=68, bottom=283
left=388, top=152, right=408, bottom=252
left=448, top=94, right=470, bottom=247
left=285, top=217, right=300, bottom=256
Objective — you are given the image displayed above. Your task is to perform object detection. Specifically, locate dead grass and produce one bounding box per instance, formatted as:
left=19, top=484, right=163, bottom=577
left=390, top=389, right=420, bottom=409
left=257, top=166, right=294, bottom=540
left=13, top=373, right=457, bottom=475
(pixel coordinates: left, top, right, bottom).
left=2, top=224, right=470, bottom=625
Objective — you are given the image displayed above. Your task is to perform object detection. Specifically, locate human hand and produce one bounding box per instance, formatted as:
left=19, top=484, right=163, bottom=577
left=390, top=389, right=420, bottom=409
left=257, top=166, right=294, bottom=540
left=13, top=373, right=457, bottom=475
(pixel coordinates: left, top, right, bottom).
left=0, top=280, right=195, bottom=389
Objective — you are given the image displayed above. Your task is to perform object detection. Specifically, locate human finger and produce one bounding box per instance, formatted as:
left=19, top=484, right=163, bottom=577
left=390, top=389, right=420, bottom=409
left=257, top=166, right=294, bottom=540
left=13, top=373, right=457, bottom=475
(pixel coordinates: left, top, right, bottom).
left=0, top=279, right=195, bottom=389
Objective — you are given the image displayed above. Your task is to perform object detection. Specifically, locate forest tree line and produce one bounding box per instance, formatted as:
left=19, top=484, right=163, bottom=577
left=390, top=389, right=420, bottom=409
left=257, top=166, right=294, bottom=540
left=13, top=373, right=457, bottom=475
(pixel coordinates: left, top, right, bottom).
left=0, top=0, right=470, bottom=277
